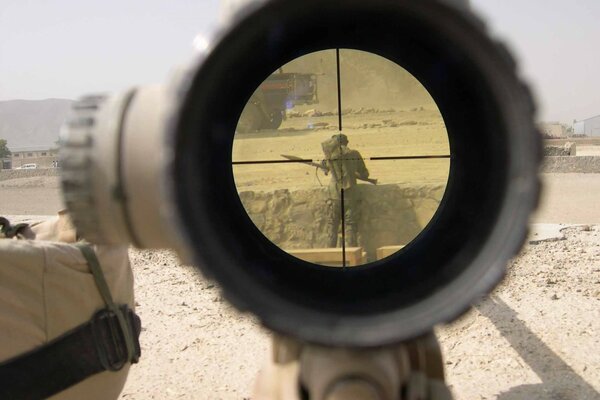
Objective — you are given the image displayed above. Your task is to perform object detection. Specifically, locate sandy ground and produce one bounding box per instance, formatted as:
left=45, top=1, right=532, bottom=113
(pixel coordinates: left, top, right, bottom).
left=2, top=167, right=600, bottom=399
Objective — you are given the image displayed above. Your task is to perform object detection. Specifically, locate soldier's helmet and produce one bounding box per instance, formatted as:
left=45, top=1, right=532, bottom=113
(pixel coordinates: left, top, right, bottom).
left=332, top=133, right=349, bottom=146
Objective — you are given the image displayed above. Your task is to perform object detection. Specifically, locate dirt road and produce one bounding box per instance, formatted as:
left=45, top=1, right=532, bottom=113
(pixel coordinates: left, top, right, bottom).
left=534, top=174, right=600, bottom=223
left=0, top=176, right=63, bottom=215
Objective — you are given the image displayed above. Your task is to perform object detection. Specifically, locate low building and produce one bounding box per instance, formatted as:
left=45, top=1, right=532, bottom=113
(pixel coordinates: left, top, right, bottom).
left=8, top=146, right=59, bottom=169
left=574, top=115, right=600, bottom=137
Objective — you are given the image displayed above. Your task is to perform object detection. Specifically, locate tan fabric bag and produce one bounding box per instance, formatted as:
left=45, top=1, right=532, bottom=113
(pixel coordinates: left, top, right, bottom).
left=0, top=212, right=135, bottom=400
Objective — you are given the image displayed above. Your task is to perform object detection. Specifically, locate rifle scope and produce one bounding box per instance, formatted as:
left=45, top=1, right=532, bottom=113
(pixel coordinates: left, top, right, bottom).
left=60, top=0, right=541, bottom=346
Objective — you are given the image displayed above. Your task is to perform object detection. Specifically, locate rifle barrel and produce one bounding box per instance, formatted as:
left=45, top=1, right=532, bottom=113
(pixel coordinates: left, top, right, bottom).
left=280, top=155, right=377, bottom=184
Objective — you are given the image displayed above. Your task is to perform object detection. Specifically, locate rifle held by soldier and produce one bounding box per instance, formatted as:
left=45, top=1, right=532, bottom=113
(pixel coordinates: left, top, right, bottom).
left=281, top=154, right=378, bottom=185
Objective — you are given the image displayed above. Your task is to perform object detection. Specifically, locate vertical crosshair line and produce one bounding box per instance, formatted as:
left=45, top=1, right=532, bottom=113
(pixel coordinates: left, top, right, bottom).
left=336, top=48, right=343, bottom=131
left=340, top=188, right=346, bottom=268
left=336, top=48, right=347, bottom=269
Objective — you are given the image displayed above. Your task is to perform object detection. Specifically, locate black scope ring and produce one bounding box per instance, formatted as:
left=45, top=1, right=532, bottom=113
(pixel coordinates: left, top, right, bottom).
left=168, top=0, right=541, bottom=347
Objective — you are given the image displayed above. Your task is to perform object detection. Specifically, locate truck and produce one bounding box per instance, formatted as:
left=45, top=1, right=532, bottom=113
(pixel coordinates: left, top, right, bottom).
left=237, top=71, right=318, bottom=132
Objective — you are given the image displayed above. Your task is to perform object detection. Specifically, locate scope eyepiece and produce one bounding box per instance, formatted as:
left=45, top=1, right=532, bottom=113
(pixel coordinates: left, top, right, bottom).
left=61, top=0, right=541, bottom=347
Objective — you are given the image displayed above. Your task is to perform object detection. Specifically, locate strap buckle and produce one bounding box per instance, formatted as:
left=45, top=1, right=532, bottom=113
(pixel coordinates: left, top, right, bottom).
left=91, top=306, right=141, bottom=372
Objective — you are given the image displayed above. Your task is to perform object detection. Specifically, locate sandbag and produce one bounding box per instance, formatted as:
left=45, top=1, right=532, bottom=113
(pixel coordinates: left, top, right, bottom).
left=0, top=213, right=135, bottom=400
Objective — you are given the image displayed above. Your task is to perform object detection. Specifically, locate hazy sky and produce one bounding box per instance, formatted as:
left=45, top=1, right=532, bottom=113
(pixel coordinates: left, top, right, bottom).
left=1, top=0, right=598, bottom=123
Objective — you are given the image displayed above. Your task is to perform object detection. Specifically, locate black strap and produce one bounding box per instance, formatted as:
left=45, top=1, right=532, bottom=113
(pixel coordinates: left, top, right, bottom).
left=0, top=307, right=141, bottom=400
left=76, top=243, right=138, bottom=363
left=0, top=243, right=141, bottom=399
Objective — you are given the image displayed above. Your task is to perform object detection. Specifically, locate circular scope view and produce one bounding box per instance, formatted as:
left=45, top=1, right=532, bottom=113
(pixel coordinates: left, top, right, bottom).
left=232, top=49, right=450, bottom=267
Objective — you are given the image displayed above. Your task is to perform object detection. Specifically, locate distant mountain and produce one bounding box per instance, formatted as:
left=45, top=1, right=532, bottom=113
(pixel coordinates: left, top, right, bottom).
left=0, top=99, right=73, bottom=150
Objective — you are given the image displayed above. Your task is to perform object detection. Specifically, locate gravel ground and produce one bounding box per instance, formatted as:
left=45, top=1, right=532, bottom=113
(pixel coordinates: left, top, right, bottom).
left=120, top=250, right=269, bottom=399
left=438, top=226, right=600, bottom=400
left=113, top=225, right=600, bottom=400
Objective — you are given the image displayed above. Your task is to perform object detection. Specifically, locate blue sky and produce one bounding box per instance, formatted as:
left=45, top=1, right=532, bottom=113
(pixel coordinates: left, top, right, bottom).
left=1, top=0, right=598, bottom=123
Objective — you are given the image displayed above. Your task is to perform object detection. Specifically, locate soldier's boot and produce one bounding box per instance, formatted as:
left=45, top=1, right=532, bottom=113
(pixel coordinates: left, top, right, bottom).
left=346, top=226, right=358, bottom=247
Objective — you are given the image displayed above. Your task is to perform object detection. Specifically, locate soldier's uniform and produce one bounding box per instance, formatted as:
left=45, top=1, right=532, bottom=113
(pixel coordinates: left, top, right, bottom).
left=322, top=134, right=369, bottom=248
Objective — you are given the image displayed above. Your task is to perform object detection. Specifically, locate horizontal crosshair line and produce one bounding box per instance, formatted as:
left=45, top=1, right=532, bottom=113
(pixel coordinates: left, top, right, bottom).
left=370, top=155, right=451, bottom=161
left=232, top=155, right=451, bottom=165
left=232, top=159, right=313, bottom=165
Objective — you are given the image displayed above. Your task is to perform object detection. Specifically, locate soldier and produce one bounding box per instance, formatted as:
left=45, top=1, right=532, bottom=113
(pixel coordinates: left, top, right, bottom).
left=322, top=133, right=370, bottom=248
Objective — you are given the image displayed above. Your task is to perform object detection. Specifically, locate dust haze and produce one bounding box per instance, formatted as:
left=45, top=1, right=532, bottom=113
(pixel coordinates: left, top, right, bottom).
left=281, top=49, right=437, bottom=112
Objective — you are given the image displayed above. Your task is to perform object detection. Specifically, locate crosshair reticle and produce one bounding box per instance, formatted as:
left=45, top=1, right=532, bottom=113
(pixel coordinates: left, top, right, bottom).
left=232, top=50, right=451, bottom=268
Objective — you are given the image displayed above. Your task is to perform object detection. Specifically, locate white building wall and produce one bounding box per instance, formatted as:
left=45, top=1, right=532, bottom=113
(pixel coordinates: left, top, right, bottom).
left=584, top=115, right=600, bottom=137
left=574, top=121, right=585, bottom=135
